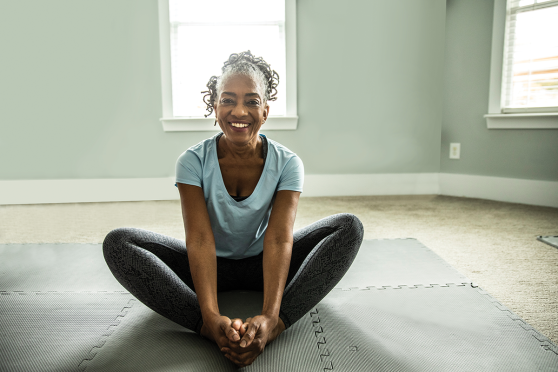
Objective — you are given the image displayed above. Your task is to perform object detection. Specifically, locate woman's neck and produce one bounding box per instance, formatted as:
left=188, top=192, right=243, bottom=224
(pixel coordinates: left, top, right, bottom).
left=218, top=133, right=262, bottom=160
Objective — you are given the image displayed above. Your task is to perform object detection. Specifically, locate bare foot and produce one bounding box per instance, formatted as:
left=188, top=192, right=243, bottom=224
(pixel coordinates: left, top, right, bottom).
left=240, top=318, right=251, bottom=337
left=239, top=317, right=285, bottom=343
left=267, top=317, right=286, bottom=344
left=200, top=322, right=214, bottom=341
left=199, top=315, right=241, bottom=346
left=222, top=315, right=287, bottom=367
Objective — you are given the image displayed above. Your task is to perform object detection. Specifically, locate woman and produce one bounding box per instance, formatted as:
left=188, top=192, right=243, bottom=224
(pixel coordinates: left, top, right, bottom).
left=103, top=51, right=363, bottom=367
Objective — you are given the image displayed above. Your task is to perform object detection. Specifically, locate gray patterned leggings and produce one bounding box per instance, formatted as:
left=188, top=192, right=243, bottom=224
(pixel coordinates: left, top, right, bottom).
left=103, top=213, right=363, bottom=334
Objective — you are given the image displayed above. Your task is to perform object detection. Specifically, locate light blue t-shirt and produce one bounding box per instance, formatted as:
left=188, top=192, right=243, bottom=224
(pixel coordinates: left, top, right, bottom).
left=175, top=133, right=304, bottom=259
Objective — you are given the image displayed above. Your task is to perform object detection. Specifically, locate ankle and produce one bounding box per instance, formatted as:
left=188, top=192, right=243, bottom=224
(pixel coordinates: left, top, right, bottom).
left=200, top=322, right=212, bottom=340
left=276, top=317, right=285, bottom=332
left=270, top=317, right=286, bottom=341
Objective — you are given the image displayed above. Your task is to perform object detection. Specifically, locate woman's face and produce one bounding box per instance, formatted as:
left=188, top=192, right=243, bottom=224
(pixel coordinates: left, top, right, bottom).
left=214, top=74, right=269, bottom=145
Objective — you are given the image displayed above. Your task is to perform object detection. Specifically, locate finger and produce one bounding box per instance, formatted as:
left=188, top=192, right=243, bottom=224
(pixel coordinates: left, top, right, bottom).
left=226, top=350, right=255, bottom=366
left=240, top=317, right=252, bottom=337
left=222, top=344, right=251, bottom=354
left=239, top=323, right=249, bottom=337
left=240, top=320, right=259, bottom=348
left=217, top=335, right=231, bottom=350
left=221, top=322, right=240, bottom=342
left=224, top=351, right=248, bottom=367
left=224, top=353, right=242, bottom=366
left=225, top=342, right=245, bottom=354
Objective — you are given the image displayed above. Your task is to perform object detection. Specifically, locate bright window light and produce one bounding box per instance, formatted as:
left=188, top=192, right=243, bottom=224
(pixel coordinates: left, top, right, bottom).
left=502, top=0, right=558, bottom=112
left=169, top=0, right=286, bottom=118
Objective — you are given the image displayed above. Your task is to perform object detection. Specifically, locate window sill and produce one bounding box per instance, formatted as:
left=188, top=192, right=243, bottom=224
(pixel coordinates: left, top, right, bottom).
left=160, top=116, right=298, bottom=132
left=484, top=113, right=558, bottom=129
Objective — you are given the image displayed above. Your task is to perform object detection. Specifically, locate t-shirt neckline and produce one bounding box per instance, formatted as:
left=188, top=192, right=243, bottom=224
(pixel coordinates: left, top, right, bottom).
left=212, top=132, right=270, bottom=205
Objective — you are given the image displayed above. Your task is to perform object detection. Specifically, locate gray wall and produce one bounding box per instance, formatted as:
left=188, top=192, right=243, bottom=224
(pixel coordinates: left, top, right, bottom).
left=441, top=0, right=558, bottom=181
left=270, top=0, right=445, bottom=174
left=0, top=0, right=193, bottom=180
left=0, top=0, right=446, bottom=180
left=6, top=1, right=554, bottom=183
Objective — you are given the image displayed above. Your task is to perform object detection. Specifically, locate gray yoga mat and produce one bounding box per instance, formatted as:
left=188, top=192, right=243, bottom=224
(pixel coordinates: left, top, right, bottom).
left=1, top=239, right=557, bottom=371
left=82, top=286, right=558, bottom=372
left=0, top=292, right=134, bottom=372
left=0, top=240, right=468, bottom=292
left=538, top=235, right=558, bottom=249
left=0, top=243, right=125, bottom=292
left=335, top=238, right=470, bottom=289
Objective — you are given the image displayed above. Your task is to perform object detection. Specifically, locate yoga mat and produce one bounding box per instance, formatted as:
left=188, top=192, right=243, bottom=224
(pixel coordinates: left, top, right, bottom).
left=1, top=240, right=556, bottom=371
left=0, top=243, right=124, bottom=292
left=0, top=292, right=134, bottom=372
left=538, top=235, right=558, bottom=249
left=0, top=240, right=468, bottom=292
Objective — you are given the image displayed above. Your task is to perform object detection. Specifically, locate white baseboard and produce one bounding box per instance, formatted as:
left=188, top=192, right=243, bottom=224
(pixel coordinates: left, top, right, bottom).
left=1, top=173, right=556, bottom=208
left=439, top=173, right=558, bottom=208
left=303, top=173, right=440, bottom=197
left=0, top=173, right=439, bottom=205
left=0, top=177, right=178, bottom=205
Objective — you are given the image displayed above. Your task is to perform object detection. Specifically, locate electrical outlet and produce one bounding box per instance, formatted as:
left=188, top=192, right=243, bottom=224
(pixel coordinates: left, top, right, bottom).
left=450, top=143, right=460, bottom=159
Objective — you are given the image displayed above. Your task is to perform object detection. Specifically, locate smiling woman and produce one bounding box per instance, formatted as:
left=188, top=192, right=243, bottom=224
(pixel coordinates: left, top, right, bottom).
left=102, top=52, right=364, bottom=367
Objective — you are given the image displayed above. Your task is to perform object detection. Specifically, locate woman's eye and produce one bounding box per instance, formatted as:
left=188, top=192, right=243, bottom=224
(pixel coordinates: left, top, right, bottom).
left=247, top=100, right=260, bottom=106
left=221, top=98, right=233, bottom=104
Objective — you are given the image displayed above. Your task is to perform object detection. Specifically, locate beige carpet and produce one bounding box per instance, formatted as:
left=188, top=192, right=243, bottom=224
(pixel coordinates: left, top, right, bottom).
left=1, top=195, right=557, bottom=343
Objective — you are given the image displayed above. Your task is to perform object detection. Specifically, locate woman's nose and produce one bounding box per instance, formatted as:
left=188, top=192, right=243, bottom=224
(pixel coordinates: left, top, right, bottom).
left=231, top=102, right=248, bottom=118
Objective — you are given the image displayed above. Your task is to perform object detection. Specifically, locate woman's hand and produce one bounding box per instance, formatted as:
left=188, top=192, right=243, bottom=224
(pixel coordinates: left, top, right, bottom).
left=200, top=313, right=243, bottom=351
left=221, top=315, right=285, bottom=367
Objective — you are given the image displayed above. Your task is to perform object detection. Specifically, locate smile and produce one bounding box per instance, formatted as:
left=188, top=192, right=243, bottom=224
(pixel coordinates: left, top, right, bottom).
left=230, top=122, right=249, bottom=128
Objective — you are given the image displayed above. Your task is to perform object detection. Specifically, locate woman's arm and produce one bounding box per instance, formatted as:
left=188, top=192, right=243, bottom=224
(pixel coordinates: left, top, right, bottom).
left=177, top=183, right=241, bottom=345
left=224, top=190, right=300, bottom=367
left=261, top=189, right=300, bottom=321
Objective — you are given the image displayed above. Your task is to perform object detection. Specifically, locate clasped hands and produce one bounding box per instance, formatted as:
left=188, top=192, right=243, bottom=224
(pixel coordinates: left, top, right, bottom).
left=201, top=313, right=281, bottom=367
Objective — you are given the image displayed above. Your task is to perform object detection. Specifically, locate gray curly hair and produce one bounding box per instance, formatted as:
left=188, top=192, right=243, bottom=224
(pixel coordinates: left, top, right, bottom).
left=202, top=51, right=279, bottom=117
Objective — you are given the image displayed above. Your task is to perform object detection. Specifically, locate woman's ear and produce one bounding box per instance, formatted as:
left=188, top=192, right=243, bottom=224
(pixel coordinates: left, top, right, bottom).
left=213, top=101, right=219, bottom=125
left=263, top=104, right=270, bottom=121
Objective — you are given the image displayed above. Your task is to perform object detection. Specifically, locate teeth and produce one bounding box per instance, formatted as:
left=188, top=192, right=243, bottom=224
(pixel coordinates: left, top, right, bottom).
left=231, top=123, right=249, bottom=128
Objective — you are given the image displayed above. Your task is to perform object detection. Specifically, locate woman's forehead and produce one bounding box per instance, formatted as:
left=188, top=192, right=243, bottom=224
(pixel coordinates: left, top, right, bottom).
left=221, top=74, right=259, bottom=90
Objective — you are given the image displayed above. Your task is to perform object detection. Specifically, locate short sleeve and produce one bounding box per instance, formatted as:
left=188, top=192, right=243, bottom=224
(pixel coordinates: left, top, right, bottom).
left=175, top=150, right=203, bottom=188
left=277, top=155, right=304, bottom=192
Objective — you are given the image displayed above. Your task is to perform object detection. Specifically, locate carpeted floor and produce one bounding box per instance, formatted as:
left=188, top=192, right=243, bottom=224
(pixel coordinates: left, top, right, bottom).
left=1, top=195, right=556, bottom=343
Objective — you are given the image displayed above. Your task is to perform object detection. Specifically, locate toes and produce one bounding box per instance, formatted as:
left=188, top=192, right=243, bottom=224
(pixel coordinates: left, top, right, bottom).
left=231, top=318, right=243, bottom=332
left=240, top=318, right=252, bottom=336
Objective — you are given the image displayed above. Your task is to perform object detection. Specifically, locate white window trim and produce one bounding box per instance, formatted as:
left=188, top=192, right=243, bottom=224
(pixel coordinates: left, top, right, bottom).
left=157, top=0, right=298, bottom=132
left=485, top=0, right=558, bottom=129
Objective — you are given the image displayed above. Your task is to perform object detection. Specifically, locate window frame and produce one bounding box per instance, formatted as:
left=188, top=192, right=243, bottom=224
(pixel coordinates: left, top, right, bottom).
left=157, top=0, right=298, bottom=132
left=485, top=0, right=558, bottom=129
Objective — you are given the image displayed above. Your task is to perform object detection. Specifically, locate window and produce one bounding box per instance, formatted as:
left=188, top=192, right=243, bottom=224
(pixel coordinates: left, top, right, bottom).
left=158, top=0, right=298, bottom=131
left=501, top=0, right=558, bottom=113
left=485, top=0, right=558, bottom=129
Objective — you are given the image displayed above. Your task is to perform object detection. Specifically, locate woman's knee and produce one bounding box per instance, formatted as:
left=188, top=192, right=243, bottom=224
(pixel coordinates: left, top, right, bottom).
left=102, top=227, right=139, bottom=262
left=333, top=213, right=364, bottom=241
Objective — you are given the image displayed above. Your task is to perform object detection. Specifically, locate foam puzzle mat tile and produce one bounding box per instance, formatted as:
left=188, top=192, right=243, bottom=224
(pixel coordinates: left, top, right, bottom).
left=0, top=292, right=134, bottom=372
left=313, top=286, right=558, bottom=372
left=538, top=235, right=558, bottom=249
left=335, top=239, right=470, bottom=289
left=83, top=295, right=317, bottom=372
left=0, top=244, right=124, bottom=292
